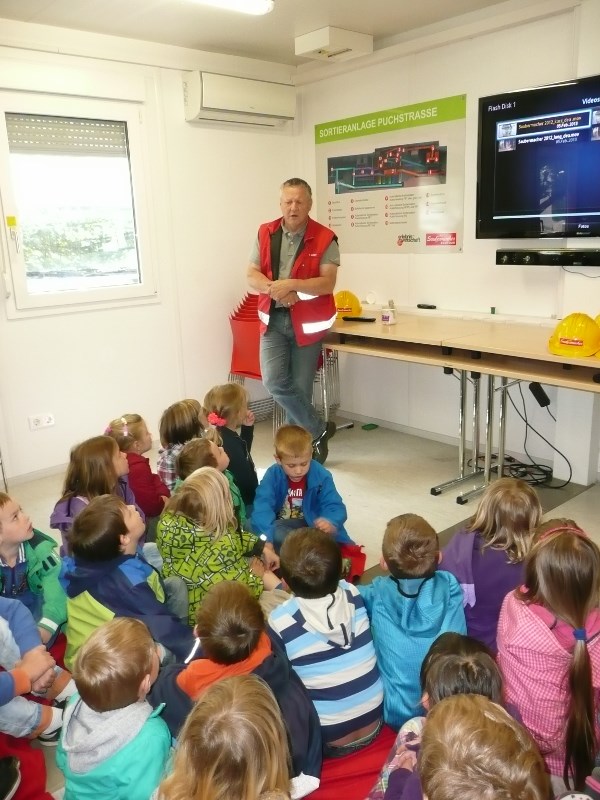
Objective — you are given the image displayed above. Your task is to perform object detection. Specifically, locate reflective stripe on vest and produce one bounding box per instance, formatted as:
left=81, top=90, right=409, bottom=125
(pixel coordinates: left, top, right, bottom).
left=258, top=309, right=270, bottom=325
left=302, top=313, right=338, bottom=334
left=297, top=291, right=319, bottom=301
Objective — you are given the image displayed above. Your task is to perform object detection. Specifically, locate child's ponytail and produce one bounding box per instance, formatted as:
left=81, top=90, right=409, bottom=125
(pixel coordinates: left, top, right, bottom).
left=565, top=634, right=595, bottom=788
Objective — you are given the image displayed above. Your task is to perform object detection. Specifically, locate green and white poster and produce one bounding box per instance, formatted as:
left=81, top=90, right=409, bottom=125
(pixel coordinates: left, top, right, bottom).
left=315, top=95, right=466, bottom=254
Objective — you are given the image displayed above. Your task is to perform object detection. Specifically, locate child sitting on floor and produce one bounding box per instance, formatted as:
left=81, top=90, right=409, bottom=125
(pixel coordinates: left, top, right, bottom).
left=149, top=580, right=321, bottom=797
left=157, top=399, right=203, bottom=491
left=63, top=495, right=194, bottom=668
left=358, top=514, right=466, bottom=730
left=203, top=383, right=258, bottom=509
left=105, top=414, right=170, bottom=532
left=57, top=617, right=170, bottom=800
left=157, top=467, right=284, bottom=624
left=268, top=527, right=383, bottom=756
left=175, top=433, right=247, bottom=528
left=0, top=492, right=66, bottom=646
left=442, top=477, right=541, bottom=652
left=497, top=518, right=600, bottom=793
left=251, top=425, right=352, bottom=551
left=419, top=694, right=549, bottom=800
left=156, top=674, right=291, bottom=800
left=0, top=597, right=74, bottom=746
left=50, top=435, right=143, bottom=555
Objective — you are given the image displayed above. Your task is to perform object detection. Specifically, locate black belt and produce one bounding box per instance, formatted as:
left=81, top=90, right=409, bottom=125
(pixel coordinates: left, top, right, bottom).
left=271, top=305, right=290, bottom=313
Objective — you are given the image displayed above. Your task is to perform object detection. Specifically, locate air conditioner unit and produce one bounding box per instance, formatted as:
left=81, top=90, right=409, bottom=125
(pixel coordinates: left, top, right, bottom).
left=183, top=72, right=295, bottom=127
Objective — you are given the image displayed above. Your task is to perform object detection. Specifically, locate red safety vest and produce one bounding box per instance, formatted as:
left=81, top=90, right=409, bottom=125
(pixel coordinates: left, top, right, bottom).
left=256, top=217, right=337, bottom=346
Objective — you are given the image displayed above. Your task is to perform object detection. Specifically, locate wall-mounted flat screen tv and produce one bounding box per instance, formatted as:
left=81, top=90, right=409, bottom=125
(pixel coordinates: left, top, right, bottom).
left=477, top=74, right=600, bottom=239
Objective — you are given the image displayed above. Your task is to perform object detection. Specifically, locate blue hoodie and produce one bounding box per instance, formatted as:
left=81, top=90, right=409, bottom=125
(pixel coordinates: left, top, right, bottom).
left=359, top=571, right=466, bottom=729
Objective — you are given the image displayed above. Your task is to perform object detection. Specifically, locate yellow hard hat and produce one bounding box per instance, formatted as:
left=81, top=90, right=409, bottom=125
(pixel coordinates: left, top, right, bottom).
left=334, top=290, right=362, bottom=319
left=548, top=313, right=600, bottom=357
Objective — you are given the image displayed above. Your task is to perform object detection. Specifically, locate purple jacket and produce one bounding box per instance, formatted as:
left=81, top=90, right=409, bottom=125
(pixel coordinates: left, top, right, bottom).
left=50, top=476, right=143, bottom=555
left=441, top=530, right=524, bottom=653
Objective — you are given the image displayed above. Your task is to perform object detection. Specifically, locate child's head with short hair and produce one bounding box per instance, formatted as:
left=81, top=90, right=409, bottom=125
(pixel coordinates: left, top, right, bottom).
left=159, top=399, right=203, bottom=448
left=467, top=477, right=542, bottom=563
left=382, top=513, right=439, bottom=579
left=274, top=425, right=313, bottom=459
left=157, top=674, right=290, bottom=800
left=274, top=425, right=313, bottom=484
left=73, top=617, right=158, bottom=712
left=105, top=414, right=153, bottom=456
left=195, top=581, right=264, bottom=665
left=164, top=467, right=236, bottom=537
left=419, top=694, right=550, bottom=800
left=61, top=435, right=128, bottom=500
left=203, top=383, right=249, bottom=429
left=176, top=437, right=230, bottom=481
left=517, top=518, right=600, bottom=789
left=70, top=494, right=145, bottom=561
left=0, top=493, right=33, bottom=547
left=280, top=528, right=342, bottom=599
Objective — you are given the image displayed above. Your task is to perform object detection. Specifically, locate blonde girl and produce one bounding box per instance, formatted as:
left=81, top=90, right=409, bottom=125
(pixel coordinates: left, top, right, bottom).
left=157, top=674, right=290, bottom=800
left=442, top=477, right=542, bottom=652
left=156, top=467, right=280, bottom=625
left=497, top=519, right=600, bottom=792
left=175, top=435, right=247, bottom=529
left=50, top=435, right=142, bottom=555
left=105, top=414, right=169, bottom=520
left=202, top=383, right=258, bottom=508
left=157, top=399, right=203, bottom=491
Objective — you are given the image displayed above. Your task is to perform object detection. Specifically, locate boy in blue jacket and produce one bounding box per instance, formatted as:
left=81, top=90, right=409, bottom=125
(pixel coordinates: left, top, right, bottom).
left=358, top=514, right=466, bottom=731
left=251, top=424, right=352, bottom=551
left=63, top=495, right=194, bottom=669
left=57, top=617, right=170, bottom=800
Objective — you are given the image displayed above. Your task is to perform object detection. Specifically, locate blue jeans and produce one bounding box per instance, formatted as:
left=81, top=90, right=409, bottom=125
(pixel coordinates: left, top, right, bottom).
left=260, top=309, right=324, bottom=440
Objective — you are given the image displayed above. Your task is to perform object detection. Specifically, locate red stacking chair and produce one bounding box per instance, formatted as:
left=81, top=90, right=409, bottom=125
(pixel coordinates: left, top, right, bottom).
left=229, top=293, right=262, bottom=380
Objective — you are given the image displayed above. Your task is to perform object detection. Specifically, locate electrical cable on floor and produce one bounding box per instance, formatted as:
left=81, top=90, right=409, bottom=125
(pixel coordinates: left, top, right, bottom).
left=449, top=369, right=572, bottom=488
left=503, top=385, right=572, bottom=488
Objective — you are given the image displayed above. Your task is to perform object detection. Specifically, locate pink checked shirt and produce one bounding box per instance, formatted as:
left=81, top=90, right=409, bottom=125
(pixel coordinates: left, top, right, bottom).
left=497, top=591, right=600, bottom=778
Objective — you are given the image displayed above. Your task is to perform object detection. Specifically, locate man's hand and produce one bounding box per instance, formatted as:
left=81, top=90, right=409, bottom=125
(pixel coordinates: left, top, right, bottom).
left=247, top=264, right=272, bottom=294
left=18, top=646, right=55, bottom=684
left=314, top=517, right=336, bottom=535
left=268, top=279, right=296, bottom=301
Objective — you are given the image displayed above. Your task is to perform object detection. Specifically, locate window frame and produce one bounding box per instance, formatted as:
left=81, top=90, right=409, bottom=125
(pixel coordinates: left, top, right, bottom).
left=0, top=91, right=159, bottom=318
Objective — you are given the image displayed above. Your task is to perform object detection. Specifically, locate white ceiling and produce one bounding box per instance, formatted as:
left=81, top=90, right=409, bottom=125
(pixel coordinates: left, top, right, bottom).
left=0, top=0, right=513, bottom=66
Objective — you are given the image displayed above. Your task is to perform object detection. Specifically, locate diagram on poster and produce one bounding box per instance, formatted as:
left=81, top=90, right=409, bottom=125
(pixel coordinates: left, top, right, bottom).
left=315, top=95, right=466, bottom=253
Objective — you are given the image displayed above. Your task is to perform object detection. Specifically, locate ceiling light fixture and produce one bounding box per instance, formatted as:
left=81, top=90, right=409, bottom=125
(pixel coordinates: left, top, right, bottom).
left=190, top=0, right=274, bottom=15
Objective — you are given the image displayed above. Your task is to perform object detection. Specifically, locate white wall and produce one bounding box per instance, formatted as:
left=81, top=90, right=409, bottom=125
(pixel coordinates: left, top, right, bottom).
left=295, top=1, right=600, bottom=479
left=0, top=1, right=599, bottom=483
left=0, top=30, right=294, bottom=479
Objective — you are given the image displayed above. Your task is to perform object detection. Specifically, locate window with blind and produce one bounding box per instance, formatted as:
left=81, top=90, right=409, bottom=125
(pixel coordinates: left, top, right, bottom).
left=0, top=96, right=157, bottom=314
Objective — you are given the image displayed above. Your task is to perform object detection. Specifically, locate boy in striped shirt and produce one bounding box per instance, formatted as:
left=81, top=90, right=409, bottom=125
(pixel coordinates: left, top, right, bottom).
left=268, top=527, right=383, bottom=756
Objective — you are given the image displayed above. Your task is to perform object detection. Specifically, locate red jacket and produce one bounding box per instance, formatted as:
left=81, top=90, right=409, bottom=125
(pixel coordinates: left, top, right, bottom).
left=126, top=452, right=170, bottom=517
left=257, top=216, right=337, bottom=346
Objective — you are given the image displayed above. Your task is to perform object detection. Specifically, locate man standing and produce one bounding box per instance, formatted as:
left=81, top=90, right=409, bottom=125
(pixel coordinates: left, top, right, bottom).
left=247, top=178, right=338, bottom=463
